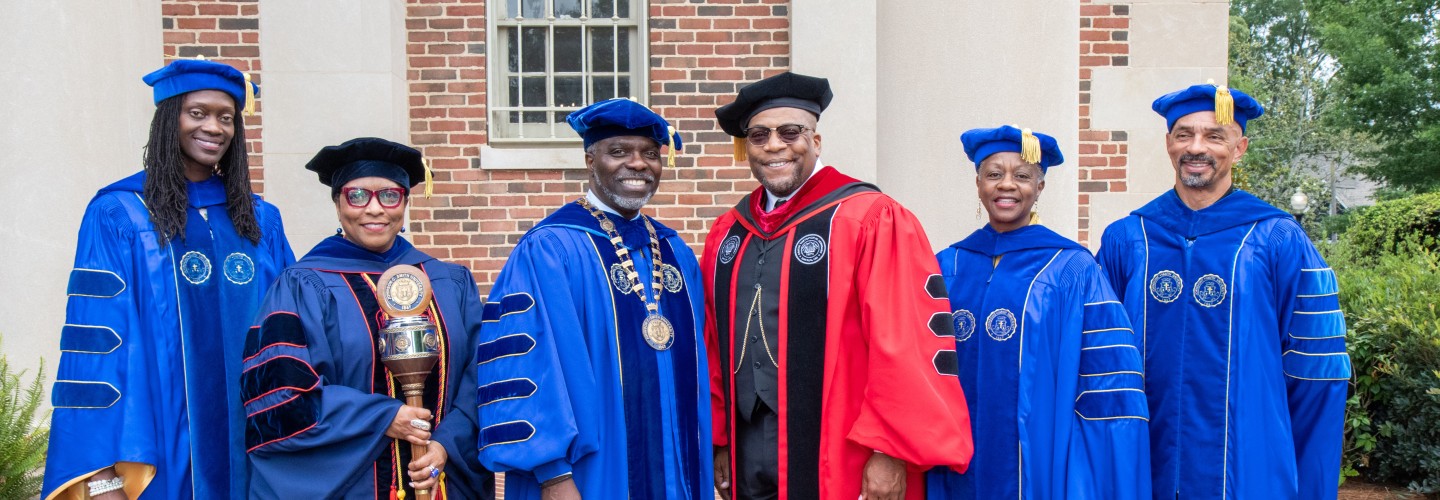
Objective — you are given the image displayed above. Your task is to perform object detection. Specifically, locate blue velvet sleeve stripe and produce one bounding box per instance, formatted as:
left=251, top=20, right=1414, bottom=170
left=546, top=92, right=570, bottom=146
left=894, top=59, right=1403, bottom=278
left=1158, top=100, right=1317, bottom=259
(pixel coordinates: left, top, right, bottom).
left=1079, top=372, right=1145, bottom=391
left=1298, top=267, right=1338, bottom=296
left=66, top=268, right=126, bottom=298
left=1081, top=300, right=1131, bottom=334
left=475, top=333, right=537, bottom=365
left=52, top=380, right=121, bottom=409
left=243, top=312, right=308, bottom=358
left=481, top=292, right=536, bottom=323
left=477, top=421, right=537, bottom=451
left=59, top=324, right=121, bottom=354
left=1075, top=388, right=1149, bottom=421
left=1289, top=311, right=1345, bottom=339
left=242, top=356, right=322, bottom=451
left=1079, top=345, right=1144, bottom=381
left=477, top=378, right=539, bottom=407
left=1282, top=351, right=1353, bottom=380
left=1077, top=294, right=1148, bottom=420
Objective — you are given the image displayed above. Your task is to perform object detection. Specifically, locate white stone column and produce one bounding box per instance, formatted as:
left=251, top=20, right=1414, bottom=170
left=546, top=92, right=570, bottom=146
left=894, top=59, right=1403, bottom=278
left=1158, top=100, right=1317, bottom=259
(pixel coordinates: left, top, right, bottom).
left=259, top=0, right=411, bottom=255
left=0, top=0, right=162, bottom=385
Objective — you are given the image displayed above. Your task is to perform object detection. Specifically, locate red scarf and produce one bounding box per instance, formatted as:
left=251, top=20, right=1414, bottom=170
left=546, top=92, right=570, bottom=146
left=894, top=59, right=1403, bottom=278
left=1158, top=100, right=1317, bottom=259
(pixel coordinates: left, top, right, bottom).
left=746, top=166, right=859, bottom=234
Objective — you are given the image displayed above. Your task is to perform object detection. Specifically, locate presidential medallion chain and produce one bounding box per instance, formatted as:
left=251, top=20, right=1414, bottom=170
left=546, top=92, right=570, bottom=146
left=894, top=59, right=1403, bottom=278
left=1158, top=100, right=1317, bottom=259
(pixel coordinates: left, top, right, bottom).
left=576, top=198, right=674, bottom=350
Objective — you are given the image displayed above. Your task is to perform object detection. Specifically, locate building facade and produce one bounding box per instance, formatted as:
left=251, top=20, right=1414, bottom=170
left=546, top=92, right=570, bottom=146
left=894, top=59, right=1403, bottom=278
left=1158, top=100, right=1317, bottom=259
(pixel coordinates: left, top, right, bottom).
left=1, top=0, right=1228, bottom=392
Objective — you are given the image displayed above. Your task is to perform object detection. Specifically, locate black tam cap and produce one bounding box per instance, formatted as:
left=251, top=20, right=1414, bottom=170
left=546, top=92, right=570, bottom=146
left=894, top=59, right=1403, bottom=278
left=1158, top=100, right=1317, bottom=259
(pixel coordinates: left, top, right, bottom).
left=305, top=137, right=428, bottom=196
left=715, top=72, right=833, bottom=137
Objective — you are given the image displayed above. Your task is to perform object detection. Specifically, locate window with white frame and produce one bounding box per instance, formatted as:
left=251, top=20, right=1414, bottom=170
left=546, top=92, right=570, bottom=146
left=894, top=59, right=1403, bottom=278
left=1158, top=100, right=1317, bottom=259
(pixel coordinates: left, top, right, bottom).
left=488, top=0, right=648, bottom=144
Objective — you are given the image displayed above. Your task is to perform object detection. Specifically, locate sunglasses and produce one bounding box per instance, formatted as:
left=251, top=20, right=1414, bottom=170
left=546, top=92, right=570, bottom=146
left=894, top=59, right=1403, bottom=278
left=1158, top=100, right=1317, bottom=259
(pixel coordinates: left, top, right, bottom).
left=342, top=187, right=407, bottom=208
left=743, top=124, right=812, bottom=146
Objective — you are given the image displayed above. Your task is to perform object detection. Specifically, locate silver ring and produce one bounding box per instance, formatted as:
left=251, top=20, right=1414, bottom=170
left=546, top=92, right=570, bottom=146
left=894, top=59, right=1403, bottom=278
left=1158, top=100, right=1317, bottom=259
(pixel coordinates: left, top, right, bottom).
left=409, top=418, right=431, bottom=431
left=428, top=465, right=440, bottom=478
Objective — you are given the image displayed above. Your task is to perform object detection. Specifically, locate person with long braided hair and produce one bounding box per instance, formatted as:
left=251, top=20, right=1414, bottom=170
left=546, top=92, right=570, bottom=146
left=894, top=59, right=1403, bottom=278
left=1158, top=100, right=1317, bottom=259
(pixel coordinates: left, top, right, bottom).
left=42, top=59, right=294, bottom=500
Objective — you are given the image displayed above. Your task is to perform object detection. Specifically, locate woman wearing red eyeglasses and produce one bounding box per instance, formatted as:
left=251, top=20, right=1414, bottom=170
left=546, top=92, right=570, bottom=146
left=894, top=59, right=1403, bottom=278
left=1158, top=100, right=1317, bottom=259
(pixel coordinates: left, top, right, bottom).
left=239, top=137, right=494, bottom=499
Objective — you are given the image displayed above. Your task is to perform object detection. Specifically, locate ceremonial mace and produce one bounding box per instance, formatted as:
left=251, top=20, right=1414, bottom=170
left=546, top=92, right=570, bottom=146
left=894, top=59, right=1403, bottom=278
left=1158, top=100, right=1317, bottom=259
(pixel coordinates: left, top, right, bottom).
left=376, top=264, right=441, bottom=500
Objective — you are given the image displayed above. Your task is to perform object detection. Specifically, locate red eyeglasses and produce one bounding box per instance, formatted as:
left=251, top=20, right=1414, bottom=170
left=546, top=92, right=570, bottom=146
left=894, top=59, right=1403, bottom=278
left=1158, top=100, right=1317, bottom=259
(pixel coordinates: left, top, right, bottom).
left=342, top=187, right=407, bottom=208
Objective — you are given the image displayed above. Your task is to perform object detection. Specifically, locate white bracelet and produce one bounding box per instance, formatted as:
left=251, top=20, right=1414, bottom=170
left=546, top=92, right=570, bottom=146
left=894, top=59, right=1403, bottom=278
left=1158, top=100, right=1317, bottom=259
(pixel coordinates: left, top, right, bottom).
left=87, top=476, right=124, bottom=497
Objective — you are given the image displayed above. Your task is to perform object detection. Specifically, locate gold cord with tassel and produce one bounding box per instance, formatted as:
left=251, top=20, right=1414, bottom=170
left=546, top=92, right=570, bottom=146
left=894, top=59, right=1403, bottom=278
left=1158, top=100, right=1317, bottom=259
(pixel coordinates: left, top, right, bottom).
left=732, top=137, right=747, bottom=163
left=1020, top=127, right=1041, bottom=165
left=242, top=72, right=257, bottom=117
left=666, top=126, right=678, bottom=168
left=423, top=158, right=434, bottom=198
left=1209, top=79, right=1234, bottom=126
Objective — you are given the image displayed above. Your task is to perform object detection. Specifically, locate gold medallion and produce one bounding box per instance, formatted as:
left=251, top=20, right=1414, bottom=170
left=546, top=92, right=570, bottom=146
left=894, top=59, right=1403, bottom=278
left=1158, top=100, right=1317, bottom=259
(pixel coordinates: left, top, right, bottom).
left=377, top=265, right=432, bottom=317
left=642, top=314, right=674, bottom=350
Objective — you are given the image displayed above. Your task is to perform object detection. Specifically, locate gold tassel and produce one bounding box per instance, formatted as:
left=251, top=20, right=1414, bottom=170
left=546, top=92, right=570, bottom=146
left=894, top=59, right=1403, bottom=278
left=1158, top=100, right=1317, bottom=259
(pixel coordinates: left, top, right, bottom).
left=242, top=72, right=256, bottom=117
left=1020, top=127, right=1041, bottom=165
left=423, top=158, right=434, bottom=198
left=732, top=136, right=747, bottom=163
left=1210, top=79, right=1234, bottom=126
left=666, top=126, right=678, bottom=168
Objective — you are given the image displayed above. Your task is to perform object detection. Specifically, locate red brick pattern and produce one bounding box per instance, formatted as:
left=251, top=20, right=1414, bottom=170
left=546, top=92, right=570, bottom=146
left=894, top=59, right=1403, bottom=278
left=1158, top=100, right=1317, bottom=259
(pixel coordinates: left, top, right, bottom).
left=403, top=0, right=789, bottom=292
left=1077, top=0, right=1130, bottom=245
left=161, top=0, right=266, bottom=193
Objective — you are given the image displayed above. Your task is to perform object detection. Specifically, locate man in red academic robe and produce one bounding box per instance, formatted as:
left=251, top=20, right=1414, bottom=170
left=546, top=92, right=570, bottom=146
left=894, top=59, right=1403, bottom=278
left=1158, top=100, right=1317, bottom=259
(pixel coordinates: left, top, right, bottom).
left=703, top=71, right=973, bottom=500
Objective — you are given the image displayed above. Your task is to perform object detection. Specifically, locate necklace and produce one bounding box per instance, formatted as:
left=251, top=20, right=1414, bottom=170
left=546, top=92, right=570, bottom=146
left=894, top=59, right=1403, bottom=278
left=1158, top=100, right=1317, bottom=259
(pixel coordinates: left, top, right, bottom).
left=576, top=198, right=674, bottom=350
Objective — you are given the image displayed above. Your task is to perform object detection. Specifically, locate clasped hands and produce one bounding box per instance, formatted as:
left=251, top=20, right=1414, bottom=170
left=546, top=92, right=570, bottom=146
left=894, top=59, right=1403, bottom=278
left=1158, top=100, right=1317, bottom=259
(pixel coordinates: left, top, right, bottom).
left=387, top=404, right=447, bottom=491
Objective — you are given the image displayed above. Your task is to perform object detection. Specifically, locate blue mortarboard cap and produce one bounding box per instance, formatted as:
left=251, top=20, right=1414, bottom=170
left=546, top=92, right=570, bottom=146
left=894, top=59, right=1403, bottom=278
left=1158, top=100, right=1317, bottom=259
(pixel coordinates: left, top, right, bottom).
left=960, top=125, right=1064, bottom=172
left=1151, top=81, right=1264, bottom=132
left=306, top=137, right=431, bottom=198
left=567, top=98, right=682, bottom=165
left=142, top=59, right=258, bottom=115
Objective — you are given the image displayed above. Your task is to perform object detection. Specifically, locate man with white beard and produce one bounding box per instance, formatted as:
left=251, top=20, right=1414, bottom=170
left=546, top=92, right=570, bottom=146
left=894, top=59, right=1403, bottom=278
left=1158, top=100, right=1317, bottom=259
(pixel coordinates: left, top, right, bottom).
left=473, top=98, right=714, bottom=500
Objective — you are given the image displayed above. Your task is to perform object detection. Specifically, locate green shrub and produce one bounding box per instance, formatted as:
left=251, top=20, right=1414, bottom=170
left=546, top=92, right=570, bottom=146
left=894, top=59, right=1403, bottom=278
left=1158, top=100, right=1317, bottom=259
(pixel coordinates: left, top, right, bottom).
left=1341, top=191, right=1440, bottom=255
left=1329, top=239, right=1440, bottom=493
left=0, top=335, right=47, bottom=499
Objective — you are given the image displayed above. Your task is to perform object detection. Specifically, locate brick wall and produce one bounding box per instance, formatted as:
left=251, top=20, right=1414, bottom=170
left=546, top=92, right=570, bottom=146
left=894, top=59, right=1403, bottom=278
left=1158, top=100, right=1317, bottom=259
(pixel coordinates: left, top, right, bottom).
left=162, top=0, right=266, bottom=193
left=403, top=0, right=790, bottom=293
left=1077, top=0, right=1130, bottom=245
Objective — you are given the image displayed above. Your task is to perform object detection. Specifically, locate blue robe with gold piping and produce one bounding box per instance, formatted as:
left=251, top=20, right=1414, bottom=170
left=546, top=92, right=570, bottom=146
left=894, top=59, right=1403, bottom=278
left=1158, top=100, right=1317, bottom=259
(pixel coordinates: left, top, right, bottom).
left=474, top=202, right=713, bottom=499
left=241, top=236, right=494, bottom=499
left=1097, top=190, right=1350, bottom=500
left=43, top=171, right=294, bottom=500
left=927, top=224, right=1150, bottom=500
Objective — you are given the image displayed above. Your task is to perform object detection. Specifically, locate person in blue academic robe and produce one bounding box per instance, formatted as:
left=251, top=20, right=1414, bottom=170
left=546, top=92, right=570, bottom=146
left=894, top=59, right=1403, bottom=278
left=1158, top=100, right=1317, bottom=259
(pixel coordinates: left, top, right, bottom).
left=43, top=59, right=294, bottom=500
left=928, top=126, right=1150, bottom=499
left=1097, top=84, right=1350, bottom=499
left=474, top=99, right=713, bottom=499
left=241, top=138, right=493, bottom=499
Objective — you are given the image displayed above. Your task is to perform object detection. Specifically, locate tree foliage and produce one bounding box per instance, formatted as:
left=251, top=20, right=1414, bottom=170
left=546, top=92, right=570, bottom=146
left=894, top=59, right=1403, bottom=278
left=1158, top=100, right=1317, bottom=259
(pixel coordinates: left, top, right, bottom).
left=1228, top=0, right=1365, bottom=234
left=1313, top=0, right=1440, bottom=193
